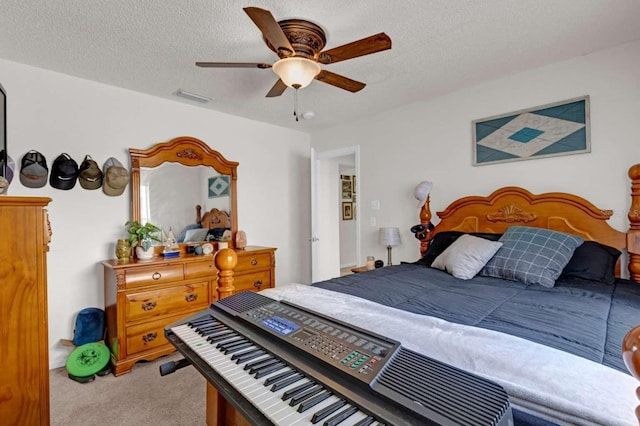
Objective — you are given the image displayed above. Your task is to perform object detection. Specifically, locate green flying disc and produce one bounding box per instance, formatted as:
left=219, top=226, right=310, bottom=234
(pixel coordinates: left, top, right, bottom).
left=66, top=342, right=110, bottom=378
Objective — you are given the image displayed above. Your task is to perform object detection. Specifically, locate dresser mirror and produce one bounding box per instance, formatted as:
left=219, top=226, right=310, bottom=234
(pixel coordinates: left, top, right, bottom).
left=130, top=136, right=238, bottom=249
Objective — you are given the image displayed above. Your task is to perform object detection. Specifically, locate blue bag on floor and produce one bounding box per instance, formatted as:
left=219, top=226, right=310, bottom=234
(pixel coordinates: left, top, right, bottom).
left=72, top=307, right=105, bottom=346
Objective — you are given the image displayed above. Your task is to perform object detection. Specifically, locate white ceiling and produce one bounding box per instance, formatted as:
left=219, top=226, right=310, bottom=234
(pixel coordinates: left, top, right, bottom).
left=1, top=1, right=639, bottom=132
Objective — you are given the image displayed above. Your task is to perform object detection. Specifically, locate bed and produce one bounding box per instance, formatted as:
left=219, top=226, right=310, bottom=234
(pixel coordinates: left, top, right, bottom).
left=207, top=164, right=640, bottom=425
left=261, top=168, right=640, bottom=425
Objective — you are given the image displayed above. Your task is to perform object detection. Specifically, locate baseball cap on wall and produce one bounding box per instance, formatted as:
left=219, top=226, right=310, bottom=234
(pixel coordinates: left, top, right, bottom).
left=102, top=157, right=129, bottom=196
left=50, top=153, right=79, bottom=190
left=78, top=155, right=103, bottom=190
left=19, top=150, right=48, bottom=188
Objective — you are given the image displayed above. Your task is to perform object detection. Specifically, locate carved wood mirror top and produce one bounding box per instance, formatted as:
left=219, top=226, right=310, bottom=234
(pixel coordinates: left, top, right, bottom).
left=130, top=136, right=238, bottom=248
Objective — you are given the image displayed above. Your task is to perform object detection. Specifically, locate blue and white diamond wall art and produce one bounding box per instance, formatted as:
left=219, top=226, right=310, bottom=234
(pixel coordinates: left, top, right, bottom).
left=208, top=175, right=230, bottom=198
left=472, top=96, right=590, bottom=166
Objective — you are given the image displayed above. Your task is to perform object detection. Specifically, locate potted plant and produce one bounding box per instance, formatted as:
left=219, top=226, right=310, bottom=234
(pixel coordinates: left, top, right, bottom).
left=125, top=220, right=162, bottom=260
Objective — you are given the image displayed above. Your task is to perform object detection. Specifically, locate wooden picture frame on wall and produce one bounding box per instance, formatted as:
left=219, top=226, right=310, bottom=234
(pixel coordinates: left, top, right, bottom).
left=472, top=95, right=590, bottom=165
left=341, top=176, right=353, bottom=200
left=342, top=202, right=353, bottom=220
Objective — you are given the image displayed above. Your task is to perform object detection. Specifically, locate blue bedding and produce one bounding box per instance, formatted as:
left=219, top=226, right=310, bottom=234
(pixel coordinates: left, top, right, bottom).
left=312, top=264, right=640, bottom=374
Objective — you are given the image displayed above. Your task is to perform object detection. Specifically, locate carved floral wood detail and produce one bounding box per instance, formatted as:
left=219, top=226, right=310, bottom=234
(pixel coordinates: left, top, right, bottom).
left=486, top=204, right=537, bottom=223
left=176, top=148, right=204, bottom=161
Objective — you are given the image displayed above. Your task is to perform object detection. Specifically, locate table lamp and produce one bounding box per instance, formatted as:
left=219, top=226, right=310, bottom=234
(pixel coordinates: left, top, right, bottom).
left=379, top=227, right=401, bottom=266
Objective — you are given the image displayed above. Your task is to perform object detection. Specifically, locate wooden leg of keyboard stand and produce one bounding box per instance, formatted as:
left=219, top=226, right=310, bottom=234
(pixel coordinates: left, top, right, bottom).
left=206, top=382, right=252, bottom=426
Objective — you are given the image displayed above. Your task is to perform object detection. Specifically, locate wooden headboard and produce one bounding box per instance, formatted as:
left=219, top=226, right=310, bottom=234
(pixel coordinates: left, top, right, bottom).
left=417, top=163, right=640, bottom=281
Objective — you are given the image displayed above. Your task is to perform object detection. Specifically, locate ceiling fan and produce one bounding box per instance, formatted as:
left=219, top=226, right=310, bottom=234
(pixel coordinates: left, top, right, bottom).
left=196, top=7, right=392, bottom=98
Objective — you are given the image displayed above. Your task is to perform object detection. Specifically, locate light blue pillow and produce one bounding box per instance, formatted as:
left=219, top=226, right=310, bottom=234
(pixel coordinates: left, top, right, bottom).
left=480, top=226, right=583, bottom=287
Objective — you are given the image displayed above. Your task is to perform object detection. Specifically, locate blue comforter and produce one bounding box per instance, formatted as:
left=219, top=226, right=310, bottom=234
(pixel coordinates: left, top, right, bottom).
left=313, top=264, right=640, bottom=374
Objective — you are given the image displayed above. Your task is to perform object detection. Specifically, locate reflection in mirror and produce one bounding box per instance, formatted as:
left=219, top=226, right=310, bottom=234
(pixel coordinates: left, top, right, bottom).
left=139, top=163, right=231, bottom=243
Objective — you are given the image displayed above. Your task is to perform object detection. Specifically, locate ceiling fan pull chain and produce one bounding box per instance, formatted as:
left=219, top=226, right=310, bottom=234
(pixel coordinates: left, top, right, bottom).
left=294, top=88, right=299, bottom=121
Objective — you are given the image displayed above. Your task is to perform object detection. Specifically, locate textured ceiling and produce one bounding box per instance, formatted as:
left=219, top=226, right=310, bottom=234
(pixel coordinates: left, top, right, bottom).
left=1, top=1, right=639, bottom=132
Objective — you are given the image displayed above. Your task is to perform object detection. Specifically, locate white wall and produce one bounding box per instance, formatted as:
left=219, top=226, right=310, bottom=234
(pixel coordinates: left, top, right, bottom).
left=311, top=40, right=640, bottom=266
left=0, top=58, right=312, bottom=369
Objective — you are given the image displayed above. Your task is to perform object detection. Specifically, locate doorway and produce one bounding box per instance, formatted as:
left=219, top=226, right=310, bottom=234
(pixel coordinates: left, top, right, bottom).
left=310, top=146, right=361, bottom=282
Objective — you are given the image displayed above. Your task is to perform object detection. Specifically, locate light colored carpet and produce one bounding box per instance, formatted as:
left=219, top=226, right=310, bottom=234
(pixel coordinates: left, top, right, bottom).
left=50, top=352, right=206, bottom=426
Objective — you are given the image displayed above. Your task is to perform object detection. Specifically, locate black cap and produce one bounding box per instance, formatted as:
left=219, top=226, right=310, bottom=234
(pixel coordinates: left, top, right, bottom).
left=50, top=153, right=79, bottom=190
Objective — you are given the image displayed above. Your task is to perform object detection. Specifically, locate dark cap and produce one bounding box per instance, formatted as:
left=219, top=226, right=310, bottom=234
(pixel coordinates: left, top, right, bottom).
left=78, top=155, right=103, bottom=190
left=50, top=153, right=79, bottom=190
left=19, top=150, right=48, bottom=188
left=102, top=157, right=129, bottom=196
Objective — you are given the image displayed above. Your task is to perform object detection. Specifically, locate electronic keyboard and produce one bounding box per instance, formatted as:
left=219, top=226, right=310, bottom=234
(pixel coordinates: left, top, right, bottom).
left=165, top=291, right=513, bottom=425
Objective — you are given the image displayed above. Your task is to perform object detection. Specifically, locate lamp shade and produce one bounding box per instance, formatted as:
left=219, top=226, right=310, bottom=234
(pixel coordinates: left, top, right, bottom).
left=272, top=57, right=321, bottom=89
left=379, top=227, right=401, bottom=247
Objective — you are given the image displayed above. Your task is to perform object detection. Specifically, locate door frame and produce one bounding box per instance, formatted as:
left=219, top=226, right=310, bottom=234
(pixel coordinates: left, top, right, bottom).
left=311, top=146, right=361, bottom=282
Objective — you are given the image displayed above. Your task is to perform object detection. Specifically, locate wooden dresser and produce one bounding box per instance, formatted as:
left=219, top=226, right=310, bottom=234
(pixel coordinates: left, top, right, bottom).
left=102, top=246, right=276, bottom=376
left=0, top=196, right=52, bottom=425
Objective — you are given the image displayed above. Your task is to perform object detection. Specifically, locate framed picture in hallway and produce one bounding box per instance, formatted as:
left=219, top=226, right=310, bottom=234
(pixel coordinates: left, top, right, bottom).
left=342, top=202, right=353, bottom=220
left=341, top=176, right=352, bottom=200
left=473, top=96, right=590, bottom=165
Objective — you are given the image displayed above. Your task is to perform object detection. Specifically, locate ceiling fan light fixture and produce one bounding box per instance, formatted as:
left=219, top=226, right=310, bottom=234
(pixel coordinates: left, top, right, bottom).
left=272, top=57, right=321, bottom=89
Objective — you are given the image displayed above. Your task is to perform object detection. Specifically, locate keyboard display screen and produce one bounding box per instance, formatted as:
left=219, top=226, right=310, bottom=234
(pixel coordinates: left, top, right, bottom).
left=261, top=316, right=300, bottom=335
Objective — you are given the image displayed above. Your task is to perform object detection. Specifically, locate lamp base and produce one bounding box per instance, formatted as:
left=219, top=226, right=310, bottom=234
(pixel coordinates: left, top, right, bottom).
left=387, top=245, right=393, bottom=266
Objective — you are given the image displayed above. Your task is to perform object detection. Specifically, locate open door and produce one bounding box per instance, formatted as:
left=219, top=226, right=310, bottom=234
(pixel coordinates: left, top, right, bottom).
left=310, top=146, right=360, bottom=282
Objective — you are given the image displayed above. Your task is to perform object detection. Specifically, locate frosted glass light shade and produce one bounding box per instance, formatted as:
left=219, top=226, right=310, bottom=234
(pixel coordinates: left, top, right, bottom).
left=272, top=57, right=321, bottom=89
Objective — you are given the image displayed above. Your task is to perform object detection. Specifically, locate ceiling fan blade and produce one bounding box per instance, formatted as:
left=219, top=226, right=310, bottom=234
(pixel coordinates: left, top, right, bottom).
left=243, top=7, right=295, bottom=57
left=318, top=33, right=391, bottom=65
left=196, top=62, right=272, bottom=69
left=315, top=70, right=366, bottom=93
left=266, top=79, right=288, bottom=98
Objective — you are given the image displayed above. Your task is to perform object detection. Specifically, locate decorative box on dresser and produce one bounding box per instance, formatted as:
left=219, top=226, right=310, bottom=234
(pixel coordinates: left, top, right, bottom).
left=101, top=246, right=275, bottom=376
left=0, top=196, right=52, bottom=425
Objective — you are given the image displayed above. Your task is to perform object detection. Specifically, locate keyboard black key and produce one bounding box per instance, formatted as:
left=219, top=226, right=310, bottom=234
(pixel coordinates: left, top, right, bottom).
left=253, top=362, right=286, bottom=379
left=323, top=405, right=359, bottom=426
left=311, top=400, right=348, bottom=424
left=353, top=416, right=375, bottom=426
left=217, top=337, right=247, bottom=350
left=244, top=356, right=277, bottom=371
left=223, top=341, right=253, bottom=354
left=289, top=384, right=323, bottom=406
left=232, top=348, right=265, bottom=362
left=298, top=391, right=332, bottom=413
left=282, top=381, right=316, bottom=401
left=263, top=369, right=297, bottom=386
left=270, top=373, right=304, bottom=392
left=208, top=331, right=237, bottom=343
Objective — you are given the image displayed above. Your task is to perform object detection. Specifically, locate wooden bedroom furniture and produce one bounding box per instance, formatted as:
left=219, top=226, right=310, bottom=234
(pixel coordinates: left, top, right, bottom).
left=204, top=164, right=640, bottom=425
left=415, top=163, right=640, bottom=281
left=102, top=246, right=276, bottom=376
left=129, top=135, right=239, bottom=253
left=104, top=136, right=276, bottom=375
left=0, top=196, right=52, bottom=425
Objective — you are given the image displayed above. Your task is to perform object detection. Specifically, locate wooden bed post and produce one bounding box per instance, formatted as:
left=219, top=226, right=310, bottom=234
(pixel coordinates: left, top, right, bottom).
left=629, top=163, right=640, bottom=282
left=418, top=195, right=433, bottom=258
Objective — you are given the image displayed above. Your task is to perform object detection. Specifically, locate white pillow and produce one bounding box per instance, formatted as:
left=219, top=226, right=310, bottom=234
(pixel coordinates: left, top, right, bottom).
left=431, top=234, right=503, bottom=280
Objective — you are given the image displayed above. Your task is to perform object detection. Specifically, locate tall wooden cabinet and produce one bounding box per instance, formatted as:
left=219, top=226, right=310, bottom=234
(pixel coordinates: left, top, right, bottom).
left=102, top=246, right=276, bottom=376
left=0, top=196, right=52, bottom=425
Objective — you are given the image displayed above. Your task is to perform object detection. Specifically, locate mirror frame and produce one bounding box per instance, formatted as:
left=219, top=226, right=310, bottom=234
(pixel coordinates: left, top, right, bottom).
left=129, top=136, right=238, bottom=248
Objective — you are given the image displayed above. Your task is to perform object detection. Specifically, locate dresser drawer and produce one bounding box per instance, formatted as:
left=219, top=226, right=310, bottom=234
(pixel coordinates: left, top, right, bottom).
left=125, top=282, right=209, bottom=323
left=125, top=313, right=187, bottom=356
left=124, top=264, right=184, bottom=289
left=235, top=252, right=272, bottom=273
left=234, top=271, right=271, bottom=292
left=185, top=259, right=216, bottom=280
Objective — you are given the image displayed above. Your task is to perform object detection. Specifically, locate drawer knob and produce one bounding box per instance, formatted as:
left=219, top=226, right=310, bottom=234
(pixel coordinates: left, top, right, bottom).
left=185, top=293, right=198, bottom=303
left=142, top=333, right=157, bottom=343
left=141, top=301, right=157, bottom=311
left=253, top=280, right=263, bottom=289
left=250, top=258, right=258, bottom=266
left=152, top=272, right=162, bottom=280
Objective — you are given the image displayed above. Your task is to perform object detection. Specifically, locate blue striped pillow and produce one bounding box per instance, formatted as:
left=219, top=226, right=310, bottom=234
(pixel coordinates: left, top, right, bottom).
left=480, top=226, right=583, bottom=287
